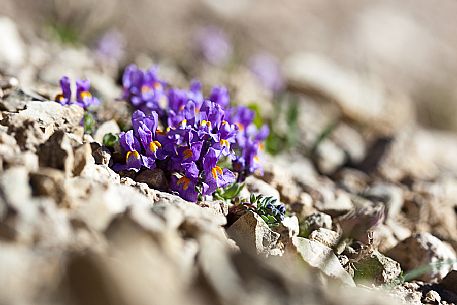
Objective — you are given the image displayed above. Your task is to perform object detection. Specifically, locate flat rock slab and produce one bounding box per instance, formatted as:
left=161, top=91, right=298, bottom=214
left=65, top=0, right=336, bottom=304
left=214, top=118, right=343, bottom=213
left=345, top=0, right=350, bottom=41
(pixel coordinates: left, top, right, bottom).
left=289, top=237, right=355, bottom=287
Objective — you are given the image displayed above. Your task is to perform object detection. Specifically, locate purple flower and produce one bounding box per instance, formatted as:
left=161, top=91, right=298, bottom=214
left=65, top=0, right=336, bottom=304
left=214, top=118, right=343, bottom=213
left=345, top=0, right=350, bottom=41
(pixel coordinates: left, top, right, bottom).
left=194, top=26, right=232, bottom=66
left=248, top=52, right=284, bottom=92
left=209, top=86, right=230, bottom=108
left=202, top=147, right=236, bottom=194
left=55, top=76, right=71, bottom=106
left=113, top=130, right=143, bottom=172
left=76, top=79, right=100, bottom=109
left=95, top=30, right=125, bottom=63
left=122, top=65, right=167, bottom=114
left=170, top=174, right=199, bottom=202
left=54, top=76, right=98, bottom=110
left=113, top=68, right=269, bottom=203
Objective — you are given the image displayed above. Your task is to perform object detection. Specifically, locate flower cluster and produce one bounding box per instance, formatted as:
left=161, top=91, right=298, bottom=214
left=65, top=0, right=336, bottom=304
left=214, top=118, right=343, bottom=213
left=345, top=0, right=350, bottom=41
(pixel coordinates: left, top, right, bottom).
left=54, top=76, right=99, bottom=110
left=114, top=65, right=269, bottom=202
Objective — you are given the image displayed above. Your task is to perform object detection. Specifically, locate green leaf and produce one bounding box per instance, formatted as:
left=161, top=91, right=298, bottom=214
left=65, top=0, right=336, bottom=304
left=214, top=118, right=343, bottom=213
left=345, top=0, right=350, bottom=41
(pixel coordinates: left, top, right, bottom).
left=83, top=112, right=96, bottom=135
left=102, top=133, right=119, bottom=148
left=217, top=183, right=245, bottom=200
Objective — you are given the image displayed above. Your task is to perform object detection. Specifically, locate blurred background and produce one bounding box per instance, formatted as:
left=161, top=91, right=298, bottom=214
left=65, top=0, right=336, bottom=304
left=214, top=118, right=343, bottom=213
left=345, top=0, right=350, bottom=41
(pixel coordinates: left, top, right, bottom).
left=2, top=0, right=457, bottom=131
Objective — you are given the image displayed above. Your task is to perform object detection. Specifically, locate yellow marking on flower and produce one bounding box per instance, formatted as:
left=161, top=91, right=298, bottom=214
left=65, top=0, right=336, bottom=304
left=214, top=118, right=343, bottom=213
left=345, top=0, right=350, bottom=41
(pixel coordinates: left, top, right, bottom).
left=80, top=91, right=92, bottom=99
left=126, top=150, right=140, bottom=162
left=220, top=139, right=229, bottom=147
left=141, top=85, right=151, bottom=94
left=259, top=143, right=265, bottom=150
left=235, top=123, right=244, bottom=131
left=200, top=120, right=211, bottom=128
left=221, top=120, right=228, bottom=125
left=177, top=176, right=191, bottom=190
left=55, top=94, right=64, bottom=102
left=166, top=127, right=171, bottom=132
left=179, top=105, right=185, bottom=111
left=156, top=129, right=166, bottom=135
left=211, top=166, right=223, bottom=179
left=180, top=119, right=187, bottom=127
left=254, top=155, right=260, bottom=162
left=183, top=148, right=193, bottom=160
left=153, top=82, right=162, bottom=90
left=149, top=140, right=162, bottom=152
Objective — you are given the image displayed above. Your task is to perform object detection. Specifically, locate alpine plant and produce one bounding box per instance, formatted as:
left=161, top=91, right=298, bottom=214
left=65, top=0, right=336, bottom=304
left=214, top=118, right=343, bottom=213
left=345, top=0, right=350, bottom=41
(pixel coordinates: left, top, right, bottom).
left=114, top=64, right=269, bottom=202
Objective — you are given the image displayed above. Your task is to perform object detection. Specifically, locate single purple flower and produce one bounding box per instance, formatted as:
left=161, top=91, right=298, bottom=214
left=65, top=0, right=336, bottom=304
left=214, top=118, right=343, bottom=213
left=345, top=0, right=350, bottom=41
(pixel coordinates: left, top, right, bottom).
left=132, top=110, right=167, bottom=162
left=95, top=30, right=125, bottom=63
left=55, top=76, right=72, bottom=106
left=122, top=65, right=166, bottom=114
left=202, top=147, right=236, bottom=194
left=209, top=86, right=230, bottom=108
left=248, top=52, right=284, bottom=92
left=76, top=79, right=99, bottom=109
left=170, top=174, right=199, bottom=202
left=113, top=130, right=143, bottom=172
left=194, top=26, right=232, bottom=66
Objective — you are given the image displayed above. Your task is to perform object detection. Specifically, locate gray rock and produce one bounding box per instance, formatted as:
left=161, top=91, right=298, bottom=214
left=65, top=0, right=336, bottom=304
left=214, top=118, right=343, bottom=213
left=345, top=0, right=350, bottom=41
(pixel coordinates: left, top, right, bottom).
left=0, top=167, right=72, bottom=245
left=364, top=183, right=404, bottom=222
left=0, top=17, right=25, bottom=70
left=284, top=53, right=413, bottom=133
left=287, top=237, right=355, bottom=286
left=351, top=250, right=402, bottom=285
left=3, top=101, right=84, bottom=151
left=337, top=201, right=385, bottom=243
left=227, top=211, right=281, bottom=255
left=309, top=228, right=342, bottom=248
left=37, top=131, right=80, bottom=177
left=80, top=164, right=120, bottom=184
left=313, top=186, right=354, bottom=217
left=245, top=176, right=280, bottom=199
left=73, top=142, right=94, bottom=176
left=314, top=139, right=347, bottom=175
left=332, top=124, right=366, bottom=164
left=424, top=290, right=441, bottom=304
left=135, top=168, right=168, bottom=191
left=91, top=144, right=112, bottom=165
left=93, top=119, right=120, bottom=144
left=300, top=211, right=333, bottom=237
left=387, top=232, right=457, bottom=281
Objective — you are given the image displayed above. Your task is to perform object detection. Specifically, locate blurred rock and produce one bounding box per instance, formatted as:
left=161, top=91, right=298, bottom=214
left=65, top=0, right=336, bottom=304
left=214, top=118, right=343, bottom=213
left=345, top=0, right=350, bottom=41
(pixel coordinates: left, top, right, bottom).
left=227, top=211, right=281, bottom=255
left=337, top=201, right=385, bottom=243
left=135, top=168, right=168, bottom=191
left=94, top=119, right=120, bottom=144
left=0, top=17, right=25, bottom=70
left=37, top=131, right=80, bottom=177
left=309, top=228, right=341, bottom=249
left=388, top=232, right=457, bottom=281
left=287, top=237, right=355, bottom=286
left=424, top=290, right=441, bottom=304
left=300, top=211, right=333, bottom=237
left=331, top=124, right=366, bottom=164
left=245, top=176, right=280, bottom=199
left=2, top=101, right=84, bottom=151
left=91, top=144, right=112, bottom=165
left=274, top=215, right=299, bottom=243
left=73, top=142, right=94, bottom=176
left=312, top=186, right=354, bottom=217
left=351, top=250, right=402, bottom=285
left=284, top=53, right=414, bottom=134
left=314, top=139, right=346, bottom=175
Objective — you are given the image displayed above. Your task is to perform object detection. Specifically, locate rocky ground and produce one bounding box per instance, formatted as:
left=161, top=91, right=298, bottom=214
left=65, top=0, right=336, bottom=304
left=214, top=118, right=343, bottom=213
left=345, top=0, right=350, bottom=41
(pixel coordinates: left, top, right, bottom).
left=1, top=15, right=457, bottom=305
